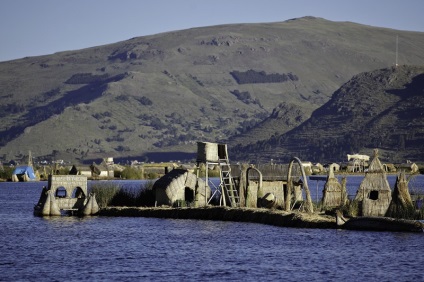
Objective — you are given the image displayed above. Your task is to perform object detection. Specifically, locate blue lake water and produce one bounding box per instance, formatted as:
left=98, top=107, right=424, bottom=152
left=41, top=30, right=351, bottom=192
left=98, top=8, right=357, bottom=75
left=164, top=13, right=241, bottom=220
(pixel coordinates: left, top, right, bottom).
left=0, top=175, right=423, bottom=281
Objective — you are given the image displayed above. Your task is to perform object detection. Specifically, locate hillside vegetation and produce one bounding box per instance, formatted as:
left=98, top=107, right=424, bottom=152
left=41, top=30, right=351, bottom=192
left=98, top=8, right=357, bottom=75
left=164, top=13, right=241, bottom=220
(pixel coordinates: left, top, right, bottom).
left=231, top=65, right=424, bottom=163
left=0, top=17, right=424, bottom=163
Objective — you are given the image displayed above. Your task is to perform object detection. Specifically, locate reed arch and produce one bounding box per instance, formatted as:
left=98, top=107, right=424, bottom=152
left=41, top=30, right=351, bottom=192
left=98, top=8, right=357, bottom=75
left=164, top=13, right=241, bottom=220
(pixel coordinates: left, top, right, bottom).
left=286, top=157, right=314, bottom=213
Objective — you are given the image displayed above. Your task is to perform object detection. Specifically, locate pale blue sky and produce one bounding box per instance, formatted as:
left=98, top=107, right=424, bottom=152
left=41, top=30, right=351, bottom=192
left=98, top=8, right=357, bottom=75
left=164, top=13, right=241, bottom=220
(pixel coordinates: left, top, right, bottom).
left=1, top=0, right=423, bottom=62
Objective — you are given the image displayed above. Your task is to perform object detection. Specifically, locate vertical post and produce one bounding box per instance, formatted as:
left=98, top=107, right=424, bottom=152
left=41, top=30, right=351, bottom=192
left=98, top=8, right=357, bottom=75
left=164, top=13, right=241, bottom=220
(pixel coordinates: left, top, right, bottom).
left=316, top=181, right=319, bottom=204
left=205, top=162, right=208, bottom=207
left=396, top=35, right=399, bottom=67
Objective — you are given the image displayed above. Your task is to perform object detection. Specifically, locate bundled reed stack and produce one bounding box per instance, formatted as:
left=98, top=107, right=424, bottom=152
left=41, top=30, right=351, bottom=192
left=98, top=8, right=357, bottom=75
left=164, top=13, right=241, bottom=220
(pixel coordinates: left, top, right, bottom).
left=354, top=149, right=392, bottom=216
left=386, top=171, right=414, bottom=218
left=322, top=165, right=347, bottom=209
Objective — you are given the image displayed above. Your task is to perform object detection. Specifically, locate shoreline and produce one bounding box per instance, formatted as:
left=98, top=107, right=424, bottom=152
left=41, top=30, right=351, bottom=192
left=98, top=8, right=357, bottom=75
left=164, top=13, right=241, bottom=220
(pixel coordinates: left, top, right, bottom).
left=99, top=206, right=337, bottom=229
left=98, top=206, right=424, bottom=232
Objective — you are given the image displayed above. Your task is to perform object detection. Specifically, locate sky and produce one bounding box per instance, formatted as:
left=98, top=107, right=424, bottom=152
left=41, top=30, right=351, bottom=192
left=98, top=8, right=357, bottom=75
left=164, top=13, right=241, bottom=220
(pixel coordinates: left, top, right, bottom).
left=1, top=0, right=423, bottom=62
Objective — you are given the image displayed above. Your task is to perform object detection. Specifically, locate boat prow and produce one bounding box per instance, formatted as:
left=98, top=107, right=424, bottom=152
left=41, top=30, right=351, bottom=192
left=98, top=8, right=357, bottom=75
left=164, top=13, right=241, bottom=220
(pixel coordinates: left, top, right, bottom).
left=336, top=210, right=423, bottom=233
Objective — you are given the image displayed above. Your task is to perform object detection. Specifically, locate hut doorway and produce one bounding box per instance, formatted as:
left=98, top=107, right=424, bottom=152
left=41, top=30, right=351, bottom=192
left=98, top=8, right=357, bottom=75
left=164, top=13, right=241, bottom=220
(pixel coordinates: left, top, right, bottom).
left=185, top=187, right=194, bottom=203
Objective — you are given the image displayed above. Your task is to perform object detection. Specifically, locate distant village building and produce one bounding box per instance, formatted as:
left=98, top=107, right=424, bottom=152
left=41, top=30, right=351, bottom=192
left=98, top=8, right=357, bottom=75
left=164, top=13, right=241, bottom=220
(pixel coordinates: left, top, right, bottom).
left=398, top=161, right=419, bottom=174
left=312, top=163, right=324, bottom=174
left=347, top=153, right=370, bottom=173
left=301, top=162, right=313, bottom=175
left=382, top=163, right=397, bottom=173
left=78, top=166, right=93, bottom=177
left=90, top=162, right=113, bottom=178
left=327, top=163, right=340, bottom=172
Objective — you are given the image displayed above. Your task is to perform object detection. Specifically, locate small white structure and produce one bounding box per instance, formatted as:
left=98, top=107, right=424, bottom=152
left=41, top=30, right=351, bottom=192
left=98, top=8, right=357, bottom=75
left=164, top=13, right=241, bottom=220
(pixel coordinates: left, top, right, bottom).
left=347, top=154, right=370, bottom=173
left=301, top=162, right=313, bottom=175
left=328, top=163, right=340, bottom=172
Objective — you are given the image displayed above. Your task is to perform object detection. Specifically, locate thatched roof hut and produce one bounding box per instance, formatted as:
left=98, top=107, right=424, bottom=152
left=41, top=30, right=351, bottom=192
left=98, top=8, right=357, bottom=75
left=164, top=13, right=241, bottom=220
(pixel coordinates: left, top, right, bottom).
left=153, top=169, right=211, bottom=207
left=354, top=149, right=392, bottom=217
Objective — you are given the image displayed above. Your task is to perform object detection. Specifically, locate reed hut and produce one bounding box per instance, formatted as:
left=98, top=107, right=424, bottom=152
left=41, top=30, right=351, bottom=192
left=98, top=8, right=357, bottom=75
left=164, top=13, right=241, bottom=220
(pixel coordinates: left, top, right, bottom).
left=153, top=169, right=210, bottom=207
left=354, top=149, right=392, bottom=217
left=322, top=166, right=348, bottom=209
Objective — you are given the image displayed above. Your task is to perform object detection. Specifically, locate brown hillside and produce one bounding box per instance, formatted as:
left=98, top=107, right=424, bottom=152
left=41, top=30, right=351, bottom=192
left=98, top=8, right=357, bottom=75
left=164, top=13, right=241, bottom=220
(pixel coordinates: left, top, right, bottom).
left=0, top=17, right=424, bottom=163
left=232, top=65, right=424, bottom=163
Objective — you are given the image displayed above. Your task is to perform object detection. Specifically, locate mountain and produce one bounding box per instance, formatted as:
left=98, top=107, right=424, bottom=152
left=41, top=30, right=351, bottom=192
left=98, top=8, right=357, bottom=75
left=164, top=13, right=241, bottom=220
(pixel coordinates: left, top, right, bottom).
left=231, top=65, right=424, bottom=164
left=0, top=17, right=424, bottom=163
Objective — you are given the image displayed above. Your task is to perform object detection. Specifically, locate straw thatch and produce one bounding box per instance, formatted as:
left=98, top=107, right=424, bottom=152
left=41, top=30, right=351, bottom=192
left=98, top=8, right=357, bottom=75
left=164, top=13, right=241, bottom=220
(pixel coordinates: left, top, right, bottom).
left=354, top=149, right=392, bottom=216
left=322, top=167, right=347, bottom=208
left=386, top=171, right=414, bottom=217
left=153, top=169, right=211, bottom=207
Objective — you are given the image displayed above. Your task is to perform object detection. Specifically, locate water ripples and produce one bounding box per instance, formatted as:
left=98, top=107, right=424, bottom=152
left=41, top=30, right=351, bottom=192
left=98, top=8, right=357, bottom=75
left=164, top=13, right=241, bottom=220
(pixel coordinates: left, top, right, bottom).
left=1, top=180, right=423, bottom=281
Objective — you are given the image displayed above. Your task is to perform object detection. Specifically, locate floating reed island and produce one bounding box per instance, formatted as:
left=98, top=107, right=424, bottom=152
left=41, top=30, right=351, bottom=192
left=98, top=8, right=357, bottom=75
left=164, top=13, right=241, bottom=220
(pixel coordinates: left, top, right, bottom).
left=96, top=144, right=423, bottom=233
left=98, top=206, right=423, bottom=233
left=97, top=144, right=424, bottom=233
left=35, top=143, right=424, bottom=232
left=99, top=206, right=336, bottom=229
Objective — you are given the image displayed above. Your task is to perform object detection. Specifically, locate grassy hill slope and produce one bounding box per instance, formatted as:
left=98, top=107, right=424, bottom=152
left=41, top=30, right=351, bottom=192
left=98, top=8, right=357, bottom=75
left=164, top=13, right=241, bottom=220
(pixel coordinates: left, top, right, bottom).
left=231, top=65, right=424, bottom=163
left=0, top=17, right=424, bottom=163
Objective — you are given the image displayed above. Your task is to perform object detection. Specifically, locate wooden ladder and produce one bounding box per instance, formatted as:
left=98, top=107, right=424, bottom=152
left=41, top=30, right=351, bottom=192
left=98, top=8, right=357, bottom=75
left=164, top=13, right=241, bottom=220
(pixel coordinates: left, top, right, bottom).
left=219, top=158, right=239, bottom=207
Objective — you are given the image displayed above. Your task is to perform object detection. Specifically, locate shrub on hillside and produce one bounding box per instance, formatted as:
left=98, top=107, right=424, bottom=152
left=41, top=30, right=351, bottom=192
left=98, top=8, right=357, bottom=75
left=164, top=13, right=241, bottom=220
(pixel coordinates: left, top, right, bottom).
left=65, top=73, right=109, bottom=84
left=230, top=69, right=298, bottom=84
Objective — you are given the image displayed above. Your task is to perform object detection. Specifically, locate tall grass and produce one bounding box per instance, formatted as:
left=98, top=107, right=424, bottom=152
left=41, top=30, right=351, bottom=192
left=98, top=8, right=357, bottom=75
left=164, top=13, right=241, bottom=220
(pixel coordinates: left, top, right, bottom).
left=90, top=183, right=122, bottom=208
left=89, top=181, right=156, bottom=208
left=386, top=204, right=424, bottom=220
left=135, top=180, right=155, bottom=206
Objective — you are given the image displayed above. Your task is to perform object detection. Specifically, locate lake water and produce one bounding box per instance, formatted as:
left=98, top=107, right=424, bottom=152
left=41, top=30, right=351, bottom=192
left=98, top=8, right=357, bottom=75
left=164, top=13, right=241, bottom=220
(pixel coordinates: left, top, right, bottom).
left=0, top=175, right=423, bottom=281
